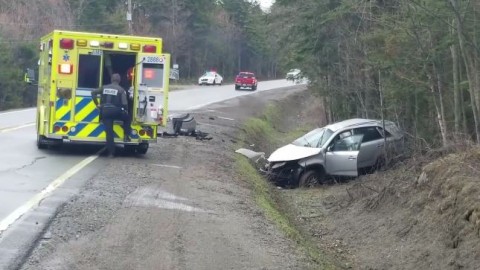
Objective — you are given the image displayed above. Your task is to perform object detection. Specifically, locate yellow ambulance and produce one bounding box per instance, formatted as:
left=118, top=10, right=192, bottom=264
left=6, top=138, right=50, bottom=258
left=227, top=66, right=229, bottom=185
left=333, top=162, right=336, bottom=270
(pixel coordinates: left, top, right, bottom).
left=27, top=30, right=170, bottom=154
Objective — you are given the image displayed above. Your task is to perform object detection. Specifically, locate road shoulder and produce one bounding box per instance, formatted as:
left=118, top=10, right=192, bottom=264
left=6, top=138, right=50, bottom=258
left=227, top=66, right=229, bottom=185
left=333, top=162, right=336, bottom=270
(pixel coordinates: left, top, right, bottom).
left=20, top=86, right=311, bottom=270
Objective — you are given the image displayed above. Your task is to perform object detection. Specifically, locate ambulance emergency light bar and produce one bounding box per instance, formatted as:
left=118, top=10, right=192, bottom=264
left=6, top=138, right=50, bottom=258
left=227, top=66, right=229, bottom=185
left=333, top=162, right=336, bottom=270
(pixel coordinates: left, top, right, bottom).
left=59, top=38, right=156, bottom=52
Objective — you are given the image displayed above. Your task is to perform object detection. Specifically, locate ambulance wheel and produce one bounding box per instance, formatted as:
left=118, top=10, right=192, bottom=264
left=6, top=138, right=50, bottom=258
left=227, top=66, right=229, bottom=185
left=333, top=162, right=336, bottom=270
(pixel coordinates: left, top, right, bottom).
left=137, top=143, right=149, bottom=154
left=37, top=135, right=47, bottom=149
left=124, top=144, right=136, bottom=154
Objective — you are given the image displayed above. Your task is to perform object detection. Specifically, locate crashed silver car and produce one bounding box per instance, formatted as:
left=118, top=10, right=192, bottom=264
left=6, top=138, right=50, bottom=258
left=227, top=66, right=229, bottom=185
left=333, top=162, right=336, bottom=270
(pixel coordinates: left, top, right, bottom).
left=266, top=118, right=404, bottom=187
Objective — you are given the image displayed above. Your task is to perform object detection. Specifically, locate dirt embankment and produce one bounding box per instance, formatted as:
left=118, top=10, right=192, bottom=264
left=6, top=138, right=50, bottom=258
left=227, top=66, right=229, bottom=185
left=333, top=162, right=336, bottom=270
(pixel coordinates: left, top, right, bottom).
left=242, top=90, right=480, bottom=269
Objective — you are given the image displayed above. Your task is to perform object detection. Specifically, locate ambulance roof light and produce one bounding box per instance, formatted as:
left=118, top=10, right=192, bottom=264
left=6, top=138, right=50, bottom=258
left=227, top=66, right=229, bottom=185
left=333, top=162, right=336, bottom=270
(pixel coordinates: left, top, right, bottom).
left=77, top=39, right=88, bottom=47
left=130, top=43, right=140, bottom=51
left=60, top=38, right=74, bottom=50
left=102, top=42, right=114, bottom=48
left=143, top=45, right=156, bottom=53
left=90, top=40, right=100, bottom=47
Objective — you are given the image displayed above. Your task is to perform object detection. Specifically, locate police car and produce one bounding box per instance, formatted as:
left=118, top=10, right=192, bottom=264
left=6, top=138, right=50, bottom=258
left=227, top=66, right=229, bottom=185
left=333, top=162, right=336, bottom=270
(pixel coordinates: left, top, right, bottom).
left=198, top=71, right=223, bottom=85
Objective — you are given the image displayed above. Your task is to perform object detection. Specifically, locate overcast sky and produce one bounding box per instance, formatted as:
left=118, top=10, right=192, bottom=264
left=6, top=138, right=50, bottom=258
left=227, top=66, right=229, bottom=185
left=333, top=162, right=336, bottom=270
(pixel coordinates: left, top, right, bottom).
left=258, top=0, right=274, bottom=10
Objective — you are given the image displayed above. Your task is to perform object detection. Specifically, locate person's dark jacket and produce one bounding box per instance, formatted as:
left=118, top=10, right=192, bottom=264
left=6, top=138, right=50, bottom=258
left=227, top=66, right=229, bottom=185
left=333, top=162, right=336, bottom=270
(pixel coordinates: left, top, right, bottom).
left=91, top=82, right=128, bottom=110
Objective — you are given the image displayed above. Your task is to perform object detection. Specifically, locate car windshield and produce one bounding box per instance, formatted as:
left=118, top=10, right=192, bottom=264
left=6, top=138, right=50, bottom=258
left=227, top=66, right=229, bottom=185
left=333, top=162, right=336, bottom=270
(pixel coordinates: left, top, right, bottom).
left=292, top=128, right=334, bottom=148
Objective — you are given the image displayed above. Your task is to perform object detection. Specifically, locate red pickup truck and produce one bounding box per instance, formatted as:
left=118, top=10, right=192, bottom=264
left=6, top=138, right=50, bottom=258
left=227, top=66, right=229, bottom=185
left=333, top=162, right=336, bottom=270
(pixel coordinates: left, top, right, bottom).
left=234, top=72, right=258, bottom=91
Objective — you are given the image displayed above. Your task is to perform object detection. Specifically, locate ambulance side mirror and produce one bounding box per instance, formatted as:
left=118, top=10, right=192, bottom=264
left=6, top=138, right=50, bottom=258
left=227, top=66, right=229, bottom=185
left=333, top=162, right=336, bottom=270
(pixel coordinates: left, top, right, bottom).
left=24, top=68, right=37, bottom=85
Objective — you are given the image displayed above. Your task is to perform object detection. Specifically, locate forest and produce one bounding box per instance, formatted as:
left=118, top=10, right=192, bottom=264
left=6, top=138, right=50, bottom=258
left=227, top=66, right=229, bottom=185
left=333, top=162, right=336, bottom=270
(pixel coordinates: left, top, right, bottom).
left=1, top=0, right=480, bottom=147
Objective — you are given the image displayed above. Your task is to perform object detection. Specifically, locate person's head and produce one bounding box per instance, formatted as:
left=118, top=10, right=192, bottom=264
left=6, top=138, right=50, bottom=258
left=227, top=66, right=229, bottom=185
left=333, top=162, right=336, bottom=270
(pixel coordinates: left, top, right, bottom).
left=111, top=73, right=121, bottom=84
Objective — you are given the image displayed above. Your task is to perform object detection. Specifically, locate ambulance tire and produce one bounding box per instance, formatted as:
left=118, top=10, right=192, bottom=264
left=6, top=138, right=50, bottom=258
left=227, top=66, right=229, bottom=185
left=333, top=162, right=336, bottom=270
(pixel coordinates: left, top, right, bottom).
left=137, top=143, right=149, bottom=154
left=124, top=144, right=137, bottom=154
left=37, top=135, right=48, bottom=149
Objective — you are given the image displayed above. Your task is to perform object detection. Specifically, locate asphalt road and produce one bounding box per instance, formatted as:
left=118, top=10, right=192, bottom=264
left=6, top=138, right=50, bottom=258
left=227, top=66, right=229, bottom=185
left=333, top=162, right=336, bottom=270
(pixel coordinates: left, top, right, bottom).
left=0, top=79, right=299, bottom=268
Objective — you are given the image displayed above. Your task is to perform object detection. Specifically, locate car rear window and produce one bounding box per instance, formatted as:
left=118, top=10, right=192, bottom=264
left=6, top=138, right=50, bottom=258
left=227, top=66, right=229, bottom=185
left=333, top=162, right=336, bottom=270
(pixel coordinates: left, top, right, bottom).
left=239, top=72, right=254, bottom=78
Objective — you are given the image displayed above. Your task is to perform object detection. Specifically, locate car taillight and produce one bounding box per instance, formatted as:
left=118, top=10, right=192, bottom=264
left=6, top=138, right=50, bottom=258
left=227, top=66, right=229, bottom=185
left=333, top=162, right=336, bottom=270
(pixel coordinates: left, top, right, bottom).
left=60, top=38, right=74, bottom=49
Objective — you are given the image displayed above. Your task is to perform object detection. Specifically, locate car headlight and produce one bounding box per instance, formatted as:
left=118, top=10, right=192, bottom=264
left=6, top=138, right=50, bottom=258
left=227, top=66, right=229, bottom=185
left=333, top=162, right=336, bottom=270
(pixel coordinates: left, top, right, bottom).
left=271, top=162, right=287, bottom=169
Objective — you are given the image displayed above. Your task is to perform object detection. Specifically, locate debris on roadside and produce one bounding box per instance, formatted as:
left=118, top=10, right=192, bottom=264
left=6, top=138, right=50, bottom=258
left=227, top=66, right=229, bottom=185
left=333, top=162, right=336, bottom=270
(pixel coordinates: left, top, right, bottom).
left=160, top=113, right=213, bottom=141
left=235, top=148, right=268, bottom=169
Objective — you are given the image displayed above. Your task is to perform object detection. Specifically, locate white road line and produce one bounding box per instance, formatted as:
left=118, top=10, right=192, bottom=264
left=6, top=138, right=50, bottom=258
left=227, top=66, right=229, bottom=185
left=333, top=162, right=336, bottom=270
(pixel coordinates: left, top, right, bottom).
left=152, top=164, right=183, bottom=169
left=0, top=153, right=99, bottom=233
left=0, top=108, right=35, bottom=116
left=0, top=123, right=35, bottom=133
left=217, top=116, right=235, bottom=121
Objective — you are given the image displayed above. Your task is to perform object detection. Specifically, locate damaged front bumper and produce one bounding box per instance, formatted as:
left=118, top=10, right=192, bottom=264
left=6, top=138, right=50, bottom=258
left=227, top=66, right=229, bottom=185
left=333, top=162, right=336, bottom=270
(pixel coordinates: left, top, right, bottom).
left=264, top=161, right=304, bottom=186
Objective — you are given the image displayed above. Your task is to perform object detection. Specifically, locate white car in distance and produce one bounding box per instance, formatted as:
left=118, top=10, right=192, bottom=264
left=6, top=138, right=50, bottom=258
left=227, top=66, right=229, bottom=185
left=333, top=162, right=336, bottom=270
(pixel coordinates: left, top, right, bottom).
left=198, top=71, right=223, bottom=86
left=286, top=69, right=301, bottom=81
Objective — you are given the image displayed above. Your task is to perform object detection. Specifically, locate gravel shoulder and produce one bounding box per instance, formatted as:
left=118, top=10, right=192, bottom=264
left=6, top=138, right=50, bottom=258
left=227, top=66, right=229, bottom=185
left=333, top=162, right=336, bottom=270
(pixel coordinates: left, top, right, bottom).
left=20, top=86, right=311, bottom=270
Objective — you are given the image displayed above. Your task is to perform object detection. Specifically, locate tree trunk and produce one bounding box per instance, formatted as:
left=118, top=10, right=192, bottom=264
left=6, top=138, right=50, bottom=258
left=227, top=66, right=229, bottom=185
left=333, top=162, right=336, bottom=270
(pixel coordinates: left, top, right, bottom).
left=427, top=63, right=448, bottom=147
left=450, top=41, right=461, bottom=135
left=449, top=0, right=480, bottom=142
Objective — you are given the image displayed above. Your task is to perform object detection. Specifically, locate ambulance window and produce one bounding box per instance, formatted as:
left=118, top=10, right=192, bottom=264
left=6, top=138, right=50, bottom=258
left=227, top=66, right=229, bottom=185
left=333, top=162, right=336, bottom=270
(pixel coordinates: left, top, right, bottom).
left=142, top=63, right=164, bottom=88
left=78, top=55, right=101, bottom=89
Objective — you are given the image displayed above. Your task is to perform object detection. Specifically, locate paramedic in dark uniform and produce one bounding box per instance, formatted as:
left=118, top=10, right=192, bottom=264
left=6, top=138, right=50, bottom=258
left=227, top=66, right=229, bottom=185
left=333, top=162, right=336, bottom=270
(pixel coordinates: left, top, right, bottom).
left=92, top=73, right=131, bottom=157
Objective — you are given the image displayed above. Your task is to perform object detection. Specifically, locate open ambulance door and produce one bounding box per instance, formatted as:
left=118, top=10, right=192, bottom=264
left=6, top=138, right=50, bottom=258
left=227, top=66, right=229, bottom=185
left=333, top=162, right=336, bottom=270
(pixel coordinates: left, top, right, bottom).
left=134, top=54, right=170, bottom=126
left=70, top=49, right=103, bottom=124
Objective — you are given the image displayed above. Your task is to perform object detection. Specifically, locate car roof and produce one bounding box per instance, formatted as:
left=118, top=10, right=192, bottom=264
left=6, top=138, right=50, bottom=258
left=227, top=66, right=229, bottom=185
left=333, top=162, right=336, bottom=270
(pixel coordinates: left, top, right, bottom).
left=325, top=118, right=394, bottom=132
left=239, top=71, right=254, bottom=75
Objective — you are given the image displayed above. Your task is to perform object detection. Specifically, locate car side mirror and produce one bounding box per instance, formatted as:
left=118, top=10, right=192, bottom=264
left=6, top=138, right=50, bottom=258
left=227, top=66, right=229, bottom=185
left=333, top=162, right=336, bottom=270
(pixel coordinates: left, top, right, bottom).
left=24, top=68, right=36, bottom=85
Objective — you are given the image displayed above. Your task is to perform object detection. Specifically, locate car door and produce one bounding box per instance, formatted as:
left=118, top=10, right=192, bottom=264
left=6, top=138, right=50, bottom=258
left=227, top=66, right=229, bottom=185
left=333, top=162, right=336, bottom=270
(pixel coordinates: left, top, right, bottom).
left=325, top=131, right=363, bottom=177
left=354, top=126, right=385, bottom=168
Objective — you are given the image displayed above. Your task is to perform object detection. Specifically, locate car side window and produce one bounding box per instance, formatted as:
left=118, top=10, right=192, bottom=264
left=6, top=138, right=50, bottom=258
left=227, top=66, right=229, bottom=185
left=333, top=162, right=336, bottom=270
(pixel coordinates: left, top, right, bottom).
left=377, top=127, right=392, bottom=138
left=354, top=127, right=382, bottom=143
left=330, top=133, right=363, bottom=152
left=329, top=130, right=352, bottom=151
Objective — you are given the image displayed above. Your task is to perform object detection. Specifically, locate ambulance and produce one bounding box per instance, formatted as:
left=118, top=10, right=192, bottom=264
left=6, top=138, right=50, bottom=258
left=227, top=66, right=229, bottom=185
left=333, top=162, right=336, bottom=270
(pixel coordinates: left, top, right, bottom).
left=26, top=30, right=170, bottom=154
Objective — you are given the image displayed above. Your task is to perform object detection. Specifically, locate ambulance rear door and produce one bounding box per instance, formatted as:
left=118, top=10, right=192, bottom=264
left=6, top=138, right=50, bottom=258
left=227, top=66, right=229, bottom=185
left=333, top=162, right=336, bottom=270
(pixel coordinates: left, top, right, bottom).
left=73, top=48, right=103, bottom=124
left=135, top=54, right=170, bottom=125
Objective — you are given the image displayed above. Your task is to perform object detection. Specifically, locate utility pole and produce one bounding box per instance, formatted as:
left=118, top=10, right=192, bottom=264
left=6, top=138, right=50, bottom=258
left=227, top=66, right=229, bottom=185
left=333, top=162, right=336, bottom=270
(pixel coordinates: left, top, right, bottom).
left=127, top=0, right=133, bottom=34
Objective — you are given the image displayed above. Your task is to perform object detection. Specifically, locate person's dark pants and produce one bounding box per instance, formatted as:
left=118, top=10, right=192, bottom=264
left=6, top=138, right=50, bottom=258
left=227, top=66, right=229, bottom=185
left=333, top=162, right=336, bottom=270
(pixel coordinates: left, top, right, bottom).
left=101, top=106, right=132, bottom=156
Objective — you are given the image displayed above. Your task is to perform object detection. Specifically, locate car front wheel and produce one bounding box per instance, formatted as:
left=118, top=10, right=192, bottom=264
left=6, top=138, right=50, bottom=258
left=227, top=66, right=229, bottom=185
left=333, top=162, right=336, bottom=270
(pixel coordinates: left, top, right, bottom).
left=298, top=170, right=323, bottom=187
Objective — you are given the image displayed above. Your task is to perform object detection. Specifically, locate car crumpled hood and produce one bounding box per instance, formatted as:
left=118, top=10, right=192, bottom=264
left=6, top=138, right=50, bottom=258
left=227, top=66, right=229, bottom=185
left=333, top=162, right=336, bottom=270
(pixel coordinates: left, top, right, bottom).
left=267, top=144, right=321, bottom=162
